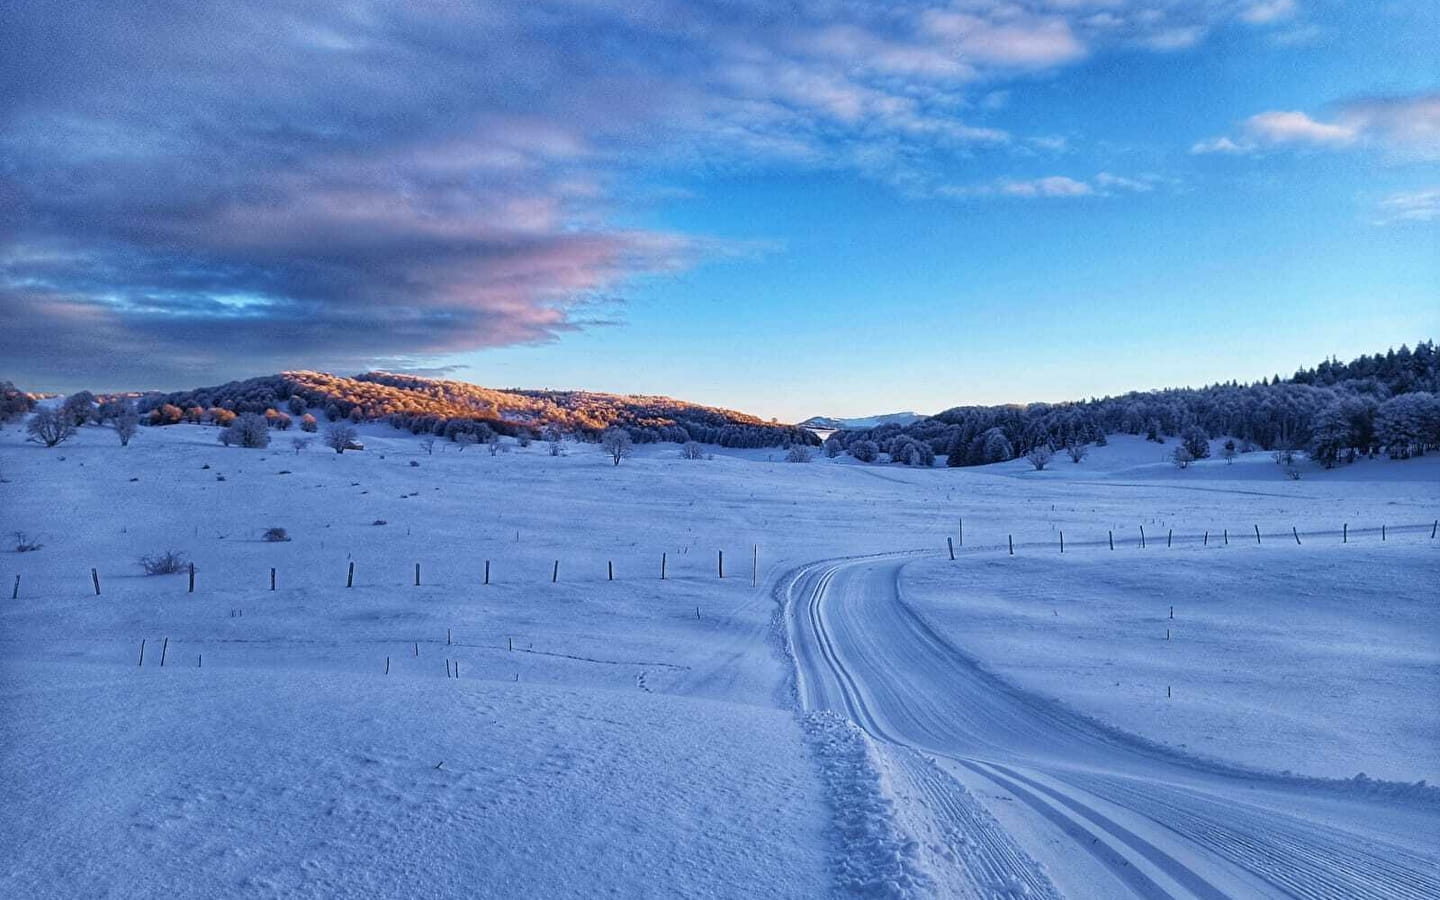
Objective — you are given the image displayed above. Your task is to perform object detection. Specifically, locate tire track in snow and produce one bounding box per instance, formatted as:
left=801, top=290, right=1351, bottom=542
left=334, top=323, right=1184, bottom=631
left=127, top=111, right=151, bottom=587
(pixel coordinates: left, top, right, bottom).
left=783, top=552, right=1440, bottom=899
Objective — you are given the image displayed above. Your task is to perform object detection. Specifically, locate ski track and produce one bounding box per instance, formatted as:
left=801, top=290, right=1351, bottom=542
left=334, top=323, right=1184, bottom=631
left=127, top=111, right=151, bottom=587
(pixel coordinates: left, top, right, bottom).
left=783, top=551, right=1440, bottom=899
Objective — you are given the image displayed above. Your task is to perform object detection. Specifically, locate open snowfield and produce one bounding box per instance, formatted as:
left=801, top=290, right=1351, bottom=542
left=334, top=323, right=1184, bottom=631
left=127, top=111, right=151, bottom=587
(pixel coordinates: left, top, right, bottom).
left=2, top=421, right=1437, bottom=898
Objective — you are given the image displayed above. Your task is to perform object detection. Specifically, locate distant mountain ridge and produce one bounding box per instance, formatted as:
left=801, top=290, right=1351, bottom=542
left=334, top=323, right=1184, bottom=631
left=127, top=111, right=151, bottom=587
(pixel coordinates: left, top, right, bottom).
left=135, top=371, right=816, bottom=448
left=799, top=412, right=926, bottom=431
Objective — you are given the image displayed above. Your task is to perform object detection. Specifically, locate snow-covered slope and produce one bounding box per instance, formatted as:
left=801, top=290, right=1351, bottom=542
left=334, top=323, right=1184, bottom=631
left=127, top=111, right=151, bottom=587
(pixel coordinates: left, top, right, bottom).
left=2, top=418, right=1435, bottom=897
left=799, top=411, right=927, bottom=431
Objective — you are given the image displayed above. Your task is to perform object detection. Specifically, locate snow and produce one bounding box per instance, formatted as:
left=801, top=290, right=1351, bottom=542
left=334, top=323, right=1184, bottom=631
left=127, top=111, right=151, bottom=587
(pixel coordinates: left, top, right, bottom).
left=2, top=418, right=1436, bottom=897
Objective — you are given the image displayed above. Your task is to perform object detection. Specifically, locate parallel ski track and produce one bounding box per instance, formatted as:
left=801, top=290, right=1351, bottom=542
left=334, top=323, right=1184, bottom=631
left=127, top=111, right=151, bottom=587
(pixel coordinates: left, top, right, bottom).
left=785, top=552, right=1440, bottom=899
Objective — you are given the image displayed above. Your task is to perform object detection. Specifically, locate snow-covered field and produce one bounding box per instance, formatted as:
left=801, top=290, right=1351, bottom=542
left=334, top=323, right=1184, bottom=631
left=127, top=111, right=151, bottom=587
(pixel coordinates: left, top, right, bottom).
left=2, top=421, right=1436, bottom=897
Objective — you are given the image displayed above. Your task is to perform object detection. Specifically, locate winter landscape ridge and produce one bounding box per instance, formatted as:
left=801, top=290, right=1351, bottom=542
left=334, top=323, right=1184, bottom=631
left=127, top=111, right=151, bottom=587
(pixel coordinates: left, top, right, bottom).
left=1, top=364, right=1437, bottom=899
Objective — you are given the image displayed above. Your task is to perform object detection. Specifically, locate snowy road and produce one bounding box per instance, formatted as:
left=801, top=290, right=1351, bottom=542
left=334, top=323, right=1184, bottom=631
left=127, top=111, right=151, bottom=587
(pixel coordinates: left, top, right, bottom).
left=784, top=553, right=1440, bottom=899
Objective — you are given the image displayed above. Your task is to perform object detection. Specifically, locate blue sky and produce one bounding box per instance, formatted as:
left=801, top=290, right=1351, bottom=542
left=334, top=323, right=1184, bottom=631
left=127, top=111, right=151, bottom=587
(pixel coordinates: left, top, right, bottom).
left=2, top=1, right=1436, bottom=420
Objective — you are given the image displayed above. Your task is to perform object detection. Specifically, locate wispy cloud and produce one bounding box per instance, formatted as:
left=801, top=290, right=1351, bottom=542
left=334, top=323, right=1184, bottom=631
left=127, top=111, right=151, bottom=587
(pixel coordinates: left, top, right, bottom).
left=1372, top=188, right=1440, bottom=225
left=943, top=172, right=1165, bottom=199
left=1192, top=92, right=1440, bottom=158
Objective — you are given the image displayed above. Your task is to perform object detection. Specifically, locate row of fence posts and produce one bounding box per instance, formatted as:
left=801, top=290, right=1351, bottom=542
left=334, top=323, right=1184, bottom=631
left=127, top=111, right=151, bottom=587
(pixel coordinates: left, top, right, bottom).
left=19, top=520, right=1440, bottom=597
left=59, top=545, right=763, bottom=597
left=946, top=519, right=1437, bottom=558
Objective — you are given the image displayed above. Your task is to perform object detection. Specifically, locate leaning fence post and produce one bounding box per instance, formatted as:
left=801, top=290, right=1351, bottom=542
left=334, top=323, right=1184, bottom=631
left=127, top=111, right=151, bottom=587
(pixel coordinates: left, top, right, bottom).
left=1008, top=535, right=1014, bottom=556
left=1167, top=529, right=1172, bottom=548
left=1293, top=526, right=1302, bottom=545
left=1254, top=524, right=1261, bottom=545
left=91, top=568, right=101, bottom=596
left=552, top=560, right=559, bottom=583
left=947, top=537, right=955, bottom=560
left=11, top=575, right=17, bottom=600
left=1203, top=530, right=1208, bottom=546
left=160, top=637, right=168, bottom=667
left=347, top=561, right=355, bottom=588
left=1108, top=531, right=1114, bottom=551
left=138, top=639, right=145, bottom=666
left=1432, top=520, right=1438, bottom=539
left=1140, top=525, right=1146, bottom=549
left=1059, top=531, right=1064, bottom=553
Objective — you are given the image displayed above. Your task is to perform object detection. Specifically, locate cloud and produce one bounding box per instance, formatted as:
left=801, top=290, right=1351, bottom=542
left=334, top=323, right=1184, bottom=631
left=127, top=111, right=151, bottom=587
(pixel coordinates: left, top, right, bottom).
left=0, top=0, right=1294, bottom=387
left=1191, top=94, right=1440, bottom=156
left=1239, top=0, right=1297, bottom=25
left=943, top=171, right=1163, bottom=199
left=1373, top=188, right=1440, bottom=225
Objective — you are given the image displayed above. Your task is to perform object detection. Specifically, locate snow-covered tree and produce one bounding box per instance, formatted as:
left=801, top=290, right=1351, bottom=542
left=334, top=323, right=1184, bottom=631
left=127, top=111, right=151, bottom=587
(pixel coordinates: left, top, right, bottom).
left=601, top=428, right=633, bottom=466
left=220, top=413, right=270, bottom=449
left=26, top=408, right=76, bottom=447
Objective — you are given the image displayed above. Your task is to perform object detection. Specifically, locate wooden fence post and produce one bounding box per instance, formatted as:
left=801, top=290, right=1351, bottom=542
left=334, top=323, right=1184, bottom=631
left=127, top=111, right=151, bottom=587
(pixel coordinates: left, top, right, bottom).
left=188, top=562, right=195, bottom=593
left=552, top=560, right=559, bottom=583
left=718, top=550, right=724, bottom=578
left=661, top=553, right=667, bottom=580
left=1167, top=529, right=1172, bottom=548
left=91, top=568, right=101, bottom=595
left=11, top=575, right=17, bottom=600
left=1008, top=535, right=1014, bottom=556
left=1108, top=531, right=1113, bottom=551
left=947, top=537, right=955, bottom=560
left=484, top=560, right=490, bottom=585
left=958, top=519, right=963, bottom=547
left=608, top=561, right=614, bottom=581
left=1292, top=526, right=1301, bottom=545
left=752, top=545, right=758, bottom=587
left=1059, top=531, right=1064, bottom=553
left=160, top=637, right=168, bottom=667
left=415, top=563, right=421, bottom=586
left=1140, top=525, right=1146, bottom=549
left=347, top=561, right=354, bottom=588
left=270, top=567, right=276, bottom=590
left=1254, top=524, right=1261, bottom=545
left=1343, top=523, right=1347, bottom=544
left=138, top=639, right=145, bottom=666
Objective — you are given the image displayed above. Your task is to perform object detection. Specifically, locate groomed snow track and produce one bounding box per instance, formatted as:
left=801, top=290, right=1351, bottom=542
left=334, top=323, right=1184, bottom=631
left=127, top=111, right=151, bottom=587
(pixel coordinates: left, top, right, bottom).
left=784, top=553, right=1440, bottom=899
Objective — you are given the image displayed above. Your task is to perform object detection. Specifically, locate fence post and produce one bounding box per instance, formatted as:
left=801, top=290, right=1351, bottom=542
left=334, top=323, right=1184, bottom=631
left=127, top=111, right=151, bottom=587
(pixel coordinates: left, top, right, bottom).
left=1382, top=525, right=1386, bottom=542
left=1140, top=525, right=1146, bottom=549
left=1292, top=526, right=1301, bottom=545
left=752, top=545, right=758, bottom=587
left=91, top=568, right=101, bottom=596
left=1224, top=529, right=1229, bottom=546
left=947, top=537, right=955, bottom=560
left=347, top=561, right=354, bottom=588
left=138, top=639, right=145, bottom=666
left=608, top=561, right=613, bottom=581
left=11, top=575, right=17, bottom=600
left=415, top=563, right=421, bottom=586
left=1108, top=531, right=1114, bottom=551
left=484, top=560, right=490, bottom=585
left=160, top=637, right=168, bottom=667
left=1343, top=523, right=1347, bottom=544
left=661, top=553, right=667, bottom=580
left=1203, top=530, right=1208, bottom=546
left=270, top=567, right=276, bottom=590
left=1008, top=535, right=1014, bottom=556
left=188, top=562, right=195, bottom=593
left=1254, top=524, right=1261, bottom=545
left=959, top=519, right=963, bottom=547
left=1059, top=531, right=1064, bottom=553
left=718, top=550, right=724, bottom=579
left=552, top=560, right=559, bottom=583
left=1432, top=520, right=1438, bottom=539
left=1167, top=529, right=1172, bottom=548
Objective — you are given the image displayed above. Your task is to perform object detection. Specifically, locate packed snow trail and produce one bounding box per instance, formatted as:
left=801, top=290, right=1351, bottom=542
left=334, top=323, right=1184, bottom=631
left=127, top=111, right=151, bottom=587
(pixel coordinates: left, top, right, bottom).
left=784, top=553, right=1440, bottom=899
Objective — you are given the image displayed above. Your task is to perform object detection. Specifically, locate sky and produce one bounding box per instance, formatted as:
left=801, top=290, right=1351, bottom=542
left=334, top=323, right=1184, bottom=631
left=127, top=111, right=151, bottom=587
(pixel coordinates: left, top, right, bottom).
left=1, top=0, right=1437, bottom=421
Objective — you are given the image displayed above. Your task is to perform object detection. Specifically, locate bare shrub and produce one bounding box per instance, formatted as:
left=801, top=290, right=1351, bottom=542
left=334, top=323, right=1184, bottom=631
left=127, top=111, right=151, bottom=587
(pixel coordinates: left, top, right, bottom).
left=1024, top=446, right=1054, bottom=471
left=419, top=436, right=436, bottom=455
left=114, top=409, right=140, bottom=446
left=220, top=413, right=270, bottom=449
left=262, top=527, right=291, bottom=542
left=1065, top=442, right=1089, bottom=463
left=13, top=531, right=43, bottom=552
left=291, top=437, right=311, bottom=454
left=680, top=441, right=705, bottom=460
left=1172, top=447, right=1194, bottom=469
left=324, top=424, right=358, bottom=453
left=601, top=428, right=633, bottom=466
left=139, top=550, right=188, bottom=575
left=785, top=444, right=813, bottom=463
left=454, top=432, right=476, bottom=452
left=26, top=408, right=76, bottom=447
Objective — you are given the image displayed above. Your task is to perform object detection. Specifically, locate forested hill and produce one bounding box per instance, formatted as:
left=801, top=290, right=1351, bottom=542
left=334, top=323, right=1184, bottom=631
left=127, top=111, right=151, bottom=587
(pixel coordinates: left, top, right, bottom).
left=827, top=341, right=1439, bottom=468
left=134, top=371, right=815, bottom=448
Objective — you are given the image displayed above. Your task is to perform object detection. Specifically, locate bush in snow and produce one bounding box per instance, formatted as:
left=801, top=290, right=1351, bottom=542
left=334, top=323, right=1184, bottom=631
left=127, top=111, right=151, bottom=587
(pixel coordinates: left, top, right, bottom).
left=13, top=531, right=43, bottom=553
left=291, top=437, right=311, bottom=454
left=262, top=527, right=291, bottom=542
left=785, top=444, right=813, bottom=463
left=849, top=439, right=879, bottom=463
left=324, top=423, right=358, bottom=453
left=1172, top=446, right=1194, bottom=469
left=1024, top=445, right=1054, bottom=470
left=61, top=391, right=97, bottom=426
left=1180, top=426, right=1210, bottom=461
left=419, top=437, right=436, bottom=455
left=1066, top=442, right=1089, bottom=463
left=680, top=441, right=706, bottom=460
left=822, top=437, right=843, bottom=458
left=601, top=427, right=633, bottom=466
left=454, top=432, right=477, bottom=451
left=1222, top=439, right=1237, bottom=463
left=26, top=408, right=77, bottom=447
left=114, top=406, right=140, bottom=446
left=219, top=413, right=270, bottom=449
left=139, top=550, right=188, bottom=575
